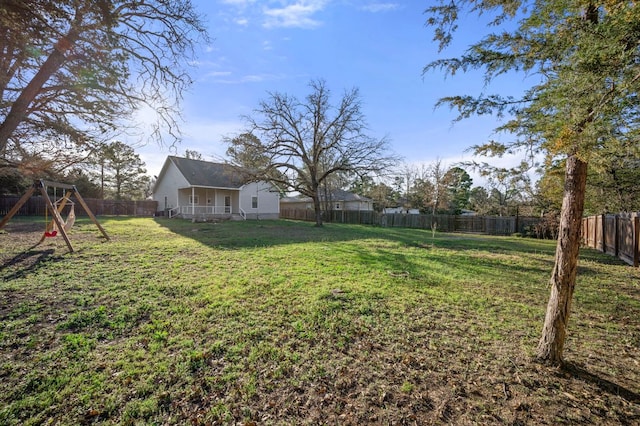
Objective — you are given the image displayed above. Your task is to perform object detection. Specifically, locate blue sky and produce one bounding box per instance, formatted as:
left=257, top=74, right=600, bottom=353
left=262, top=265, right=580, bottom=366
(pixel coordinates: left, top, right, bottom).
left=137, top=1, right=531, bottom=185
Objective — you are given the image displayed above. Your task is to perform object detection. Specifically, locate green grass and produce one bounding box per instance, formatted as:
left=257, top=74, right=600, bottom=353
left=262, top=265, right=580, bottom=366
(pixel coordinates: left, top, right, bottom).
left=0, top=217, right=638, bottom=425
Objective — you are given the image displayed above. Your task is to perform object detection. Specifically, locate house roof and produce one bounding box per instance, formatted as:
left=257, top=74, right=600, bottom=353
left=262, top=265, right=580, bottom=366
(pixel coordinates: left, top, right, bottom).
left=330, top=189, right=372, bottom=202
left=281, top=189, right=372, bottom=203
left=168, top=156, right=246, bottom=189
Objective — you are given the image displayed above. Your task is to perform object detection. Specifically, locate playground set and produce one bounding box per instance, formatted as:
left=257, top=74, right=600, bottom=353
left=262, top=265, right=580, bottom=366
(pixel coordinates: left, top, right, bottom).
left=0, top=180, right=109, bottom=253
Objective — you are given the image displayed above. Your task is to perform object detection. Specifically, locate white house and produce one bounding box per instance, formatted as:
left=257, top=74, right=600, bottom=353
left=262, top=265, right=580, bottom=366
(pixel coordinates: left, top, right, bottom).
left=280, top=189, right=373, bottom=211
left=383, top=207, right=420, bottom=214
left=152, top=156, right=280, bottom=220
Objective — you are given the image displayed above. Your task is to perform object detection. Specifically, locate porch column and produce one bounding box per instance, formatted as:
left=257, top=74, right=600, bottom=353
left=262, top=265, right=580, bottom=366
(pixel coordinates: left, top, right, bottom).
left=192, top=187, right=195, bottom=216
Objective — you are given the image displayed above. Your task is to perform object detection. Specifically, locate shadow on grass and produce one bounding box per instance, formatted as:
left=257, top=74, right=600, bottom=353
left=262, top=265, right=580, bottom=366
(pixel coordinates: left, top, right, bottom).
left=153, top=217, right=431, bottom=249
left=562, top=362, right=640, bottom=404
left=0, top=248, right=57, bottom=281
left=154, top=218, right=628, bottom=272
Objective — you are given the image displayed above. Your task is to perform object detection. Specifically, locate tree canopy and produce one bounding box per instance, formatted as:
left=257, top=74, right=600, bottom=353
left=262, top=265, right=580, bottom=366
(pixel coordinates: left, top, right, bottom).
left=99, top=141, right=149, bottom=200
left=0, top=0, right=208, bottom=170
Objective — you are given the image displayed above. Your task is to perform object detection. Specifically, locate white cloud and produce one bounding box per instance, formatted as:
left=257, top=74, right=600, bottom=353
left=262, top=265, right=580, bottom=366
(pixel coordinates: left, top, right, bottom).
left=360, top=3, right=400, bottom=13
left=204, top=71, right=233, bottom=78
left=220, top=0, right=256, bottom=5
left=219, top=0, right=328, bottom=29
left=262, top=1, right=327, bottom=29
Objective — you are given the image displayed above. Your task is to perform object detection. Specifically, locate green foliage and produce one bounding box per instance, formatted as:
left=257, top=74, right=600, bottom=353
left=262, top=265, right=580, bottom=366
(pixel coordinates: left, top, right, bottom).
left=537, top=140, right=640, bottom=215
left=444, top=166, right=473, bottom=214
left=98, top=141, right=149, bottom=200
left=425, top=0, right=640, bottom=163
left=0, top=163, right=31, bottom=195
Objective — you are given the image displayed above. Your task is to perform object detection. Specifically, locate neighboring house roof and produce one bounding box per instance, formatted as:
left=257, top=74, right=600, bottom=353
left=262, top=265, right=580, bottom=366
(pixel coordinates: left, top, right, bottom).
left=161, top=156, right=247, bottom=189
left=280, top=196, right=310, bottom=203
left=328, top=189, right=372, bottom=203
left=280, top=190, right=372, bottom=203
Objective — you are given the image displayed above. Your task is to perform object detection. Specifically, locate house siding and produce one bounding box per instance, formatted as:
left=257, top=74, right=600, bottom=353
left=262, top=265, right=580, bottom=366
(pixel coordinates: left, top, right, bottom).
left=152, top=156, right=280, bottom=219
left=281, top=193, right=372, bottom=212
left=153, top=161, right=190, bottom=213
left=239, top=181, right=280, bottom=219
left=342, top=200, right=372, bottom=211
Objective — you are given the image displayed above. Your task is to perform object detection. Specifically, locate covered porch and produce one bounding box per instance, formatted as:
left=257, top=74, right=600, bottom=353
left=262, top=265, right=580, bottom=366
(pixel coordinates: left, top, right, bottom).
left=167, top=186, right=245, bottom=220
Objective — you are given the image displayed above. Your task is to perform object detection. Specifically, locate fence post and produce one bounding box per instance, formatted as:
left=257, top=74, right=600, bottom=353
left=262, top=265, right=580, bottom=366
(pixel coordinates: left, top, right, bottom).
left=614, top=215, right=619, bottom=256
left=634, top=213, right=639, bottom=267
left=600, top=214, right=606, bottom=252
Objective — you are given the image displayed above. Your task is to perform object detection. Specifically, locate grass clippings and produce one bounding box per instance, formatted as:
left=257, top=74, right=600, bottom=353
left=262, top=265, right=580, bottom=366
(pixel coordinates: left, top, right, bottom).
left=0, top=217, right=638, bottom=425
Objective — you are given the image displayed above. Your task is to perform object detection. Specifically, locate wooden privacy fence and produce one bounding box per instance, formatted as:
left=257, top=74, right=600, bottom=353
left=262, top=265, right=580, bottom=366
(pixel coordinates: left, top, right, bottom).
left=280, top=208, right=542, bottom=236
left=582, top=213, right=640, bottom=267
left=0, top=195, right=158, bottom=217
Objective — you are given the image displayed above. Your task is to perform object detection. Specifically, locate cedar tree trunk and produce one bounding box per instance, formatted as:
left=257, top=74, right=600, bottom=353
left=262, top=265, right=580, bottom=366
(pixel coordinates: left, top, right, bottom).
left=536, top=153, right=588, bottom=365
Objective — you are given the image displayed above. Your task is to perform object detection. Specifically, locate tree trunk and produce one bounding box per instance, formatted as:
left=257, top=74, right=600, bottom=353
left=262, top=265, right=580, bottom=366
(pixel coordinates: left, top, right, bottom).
left=0, top=30, right=77, bottom=154
left=312, top=196, right=323, bottom=227
left=536, top=154, right=588, bottom=365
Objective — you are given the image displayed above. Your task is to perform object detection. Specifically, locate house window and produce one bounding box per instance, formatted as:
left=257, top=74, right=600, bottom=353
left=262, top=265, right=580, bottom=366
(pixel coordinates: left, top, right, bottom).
left=252, top=196, right=258, bottom=209
left=189, top=195, right=199, bottom=204
left=207, top=198, right=212, bottom=205
left=335, top=203, right=341, bottom=210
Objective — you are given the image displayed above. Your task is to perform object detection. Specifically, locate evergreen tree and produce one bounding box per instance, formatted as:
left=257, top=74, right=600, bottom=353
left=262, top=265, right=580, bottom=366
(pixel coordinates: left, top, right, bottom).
left=100, top=141, right=149, bottom=200
left=425, top=0, right=640, bottom=364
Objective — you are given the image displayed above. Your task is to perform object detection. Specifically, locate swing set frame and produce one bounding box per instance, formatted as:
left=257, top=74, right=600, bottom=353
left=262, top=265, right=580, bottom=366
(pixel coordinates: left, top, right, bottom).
left=0, top=179, right=110, bottom=253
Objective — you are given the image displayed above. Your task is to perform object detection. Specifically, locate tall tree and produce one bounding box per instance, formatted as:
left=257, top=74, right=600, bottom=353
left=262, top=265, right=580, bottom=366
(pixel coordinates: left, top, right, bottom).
left=366, top=182, right=398, bottom=212
left=474, top=163, right=532, bottom=216
left=0, top=0, right=208, bottom=163
left=184, top=150, right=203, bottom=160
left=100, top=141, right=149, bottom=200
left=468, top=186, right=493, bottom=215
left=444, top=166, right=473, bottom=214
left=430, top=160, right=448, bottom=215
left=587, top=138, right=640, bottom=213
left=232, top=79, right=398, bottom=226
left=425, top=1, right=640, bottom=364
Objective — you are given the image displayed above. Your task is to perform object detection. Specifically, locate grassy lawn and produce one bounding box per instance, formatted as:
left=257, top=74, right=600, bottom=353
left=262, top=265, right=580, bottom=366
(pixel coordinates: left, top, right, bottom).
left=0, top=217, right=639, bottom=425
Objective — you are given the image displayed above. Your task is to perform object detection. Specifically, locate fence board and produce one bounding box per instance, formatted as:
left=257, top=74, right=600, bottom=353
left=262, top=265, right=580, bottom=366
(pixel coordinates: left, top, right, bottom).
left=582, top=212, right=639, bottom=267
left=0, top=195, right=157, bottom=217
left=281, top=208, right=541, bottom=237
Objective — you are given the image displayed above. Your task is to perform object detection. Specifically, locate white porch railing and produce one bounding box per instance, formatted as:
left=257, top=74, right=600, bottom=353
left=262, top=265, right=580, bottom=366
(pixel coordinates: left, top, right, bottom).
left=178, top=205, right=232, bottom=216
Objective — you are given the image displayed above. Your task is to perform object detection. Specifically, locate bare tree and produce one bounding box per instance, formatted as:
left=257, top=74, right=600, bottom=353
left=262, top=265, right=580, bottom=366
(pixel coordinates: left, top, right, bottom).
left=184, top=150, right=204, bottom=160
left=427, top=160, right=450, bottom=216
left=230, top=79, right=398, bottom=226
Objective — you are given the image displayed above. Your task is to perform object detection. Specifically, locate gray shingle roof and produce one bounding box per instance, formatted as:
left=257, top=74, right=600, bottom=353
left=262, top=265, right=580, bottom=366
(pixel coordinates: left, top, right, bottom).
left=280, top=190, right=372, bottom=203
left=170, top=156, right=246, bottom=188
